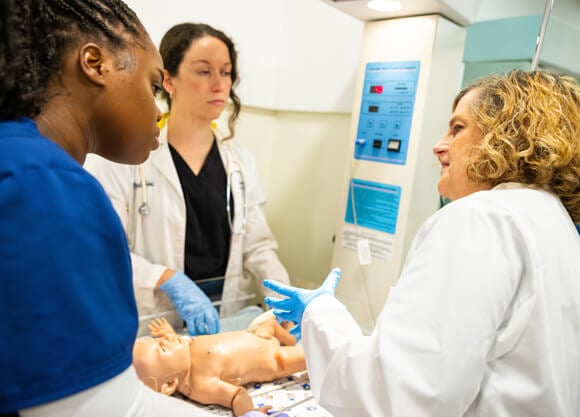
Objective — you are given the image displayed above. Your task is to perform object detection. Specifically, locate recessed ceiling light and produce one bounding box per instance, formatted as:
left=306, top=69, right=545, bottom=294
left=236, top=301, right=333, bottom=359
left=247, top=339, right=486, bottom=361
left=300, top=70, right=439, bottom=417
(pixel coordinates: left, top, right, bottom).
left=367, top=0, right=402, bottom=12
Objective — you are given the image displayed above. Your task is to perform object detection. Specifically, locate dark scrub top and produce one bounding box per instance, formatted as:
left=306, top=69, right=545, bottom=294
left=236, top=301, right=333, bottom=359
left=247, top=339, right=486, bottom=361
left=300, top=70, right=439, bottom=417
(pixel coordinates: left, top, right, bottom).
left=0, top=118, right=137, bottom=413
left=169, top=139, right=233, bottom=302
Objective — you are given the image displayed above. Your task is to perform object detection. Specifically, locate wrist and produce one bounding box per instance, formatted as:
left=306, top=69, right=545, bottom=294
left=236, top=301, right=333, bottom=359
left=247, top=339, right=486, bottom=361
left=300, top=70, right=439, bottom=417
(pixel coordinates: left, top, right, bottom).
left=159, top=271, right=189, bottom=293
left=156, top=268, right=176, bottom=289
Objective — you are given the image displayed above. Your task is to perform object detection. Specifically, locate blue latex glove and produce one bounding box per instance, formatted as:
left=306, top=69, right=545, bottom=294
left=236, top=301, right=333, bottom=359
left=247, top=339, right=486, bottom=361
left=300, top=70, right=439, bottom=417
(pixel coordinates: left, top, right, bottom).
left=263, top=268, right=341, bottom=340
left=241, top=412, right=270, bottom=417
left=160, top=271, right=220, bottom=335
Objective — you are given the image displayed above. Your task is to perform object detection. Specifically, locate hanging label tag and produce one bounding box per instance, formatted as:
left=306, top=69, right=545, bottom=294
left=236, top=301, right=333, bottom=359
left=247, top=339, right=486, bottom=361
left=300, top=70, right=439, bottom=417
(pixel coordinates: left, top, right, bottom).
left=357, top=239, right=372, bottom=265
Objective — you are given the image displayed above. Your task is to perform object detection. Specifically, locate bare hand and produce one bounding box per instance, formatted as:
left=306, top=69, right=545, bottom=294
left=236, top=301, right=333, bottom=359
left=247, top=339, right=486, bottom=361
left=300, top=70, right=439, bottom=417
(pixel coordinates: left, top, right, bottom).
left=148, top=317, right=176, bottom=337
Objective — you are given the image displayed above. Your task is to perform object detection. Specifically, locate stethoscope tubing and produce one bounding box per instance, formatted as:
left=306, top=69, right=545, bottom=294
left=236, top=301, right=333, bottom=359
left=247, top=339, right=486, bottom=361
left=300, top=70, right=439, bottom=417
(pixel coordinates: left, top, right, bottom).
left=136, top=155, right=247, bottom=234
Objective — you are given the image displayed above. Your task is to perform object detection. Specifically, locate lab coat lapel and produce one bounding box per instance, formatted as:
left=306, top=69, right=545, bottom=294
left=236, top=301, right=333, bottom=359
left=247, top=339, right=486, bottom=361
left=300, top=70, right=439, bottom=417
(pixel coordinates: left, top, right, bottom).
left=216, top=136, right=246, bottom=316
left=150, top=127, right=182, bottom=196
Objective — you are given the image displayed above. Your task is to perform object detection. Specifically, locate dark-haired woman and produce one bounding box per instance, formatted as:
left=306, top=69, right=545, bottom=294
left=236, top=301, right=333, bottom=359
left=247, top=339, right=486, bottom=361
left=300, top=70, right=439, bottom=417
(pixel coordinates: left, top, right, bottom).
left=85, top=23, right=291, bottom=338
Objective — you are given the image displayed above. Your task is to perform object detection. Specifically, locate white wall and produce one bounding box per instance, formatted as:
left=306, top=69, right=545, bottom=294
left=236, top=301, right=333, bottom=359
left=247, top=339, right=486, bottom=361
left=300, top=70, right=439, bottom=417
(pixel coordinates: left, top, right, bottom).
left=125, top=0, right=363, bottom=112
left=227, top=109, right=353, bottom=287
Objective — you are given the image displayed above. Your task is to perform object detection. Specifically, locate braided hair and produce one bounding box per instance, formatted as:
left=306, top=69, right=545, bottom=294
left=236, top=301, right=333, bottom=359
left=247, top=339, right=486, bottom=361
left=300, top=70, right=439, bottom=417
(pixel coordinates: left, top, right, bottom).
left=0, top=0, right=146, bottom=121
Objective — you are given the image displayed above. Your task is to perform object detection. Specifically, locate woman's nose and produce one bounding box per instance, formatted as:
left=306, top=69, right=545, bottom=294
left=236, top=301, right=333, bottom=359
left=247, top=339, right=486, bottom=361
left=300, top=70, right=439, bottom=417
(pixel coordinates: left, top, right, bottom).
left=433, top=135, right=449, bottom=157
left=211, top=74, right=226, bottom=91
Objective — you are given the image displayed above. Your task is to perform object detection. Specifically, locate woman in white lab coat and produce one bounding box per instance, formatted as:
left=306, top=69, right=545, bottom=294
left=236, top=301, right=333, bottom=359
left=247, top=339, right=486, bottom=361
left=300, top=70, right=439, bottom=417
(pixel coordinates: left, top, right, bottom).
left=85, top=22, right=289, bottom=337
left=264, top=70, right=580, bottom=417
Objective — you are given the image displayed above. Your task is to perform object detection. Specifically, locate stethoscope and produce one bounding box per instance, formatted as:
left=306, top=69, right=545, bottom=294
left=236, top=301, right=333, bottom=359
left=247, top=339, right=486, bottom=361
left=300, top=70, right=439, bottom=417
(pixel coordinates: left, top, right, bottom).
left=137, top=165, right=151, bottom=216
left=226, top=167, right=247, bottom=234
left=135, top=149, right=247, bottom=234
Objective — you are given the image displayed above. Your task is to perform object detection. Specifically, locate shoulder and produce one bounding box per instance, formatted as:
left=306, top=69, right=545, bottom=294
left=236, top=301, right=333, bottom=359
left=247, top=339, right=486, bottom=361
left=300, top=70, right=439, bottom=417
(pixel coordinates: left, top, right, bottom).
left=218, top=138, right=256, bottom=166
left=442, top=184, right=560, bottom=223
left=430, top=186, right=536, bottom=223
left=0, top=124, right=120, bottom=233
left=415, top=185, right=561, bottom=253
left=0, top=118, right=78, bottom=176
left=415, top=188, right=523, bottom=245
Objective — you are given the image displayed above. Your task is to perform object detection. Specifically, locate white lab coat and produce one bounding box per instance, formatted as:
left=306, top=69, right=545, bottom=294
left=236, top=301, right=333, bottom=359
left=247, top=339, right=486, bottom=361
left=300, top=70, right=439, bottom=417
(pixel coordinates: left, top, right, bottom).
left=302, top=183, right=580, bottom=417
left=84, top=127, right=289, bottom=335
left=21, top=367, right=208, bottom=417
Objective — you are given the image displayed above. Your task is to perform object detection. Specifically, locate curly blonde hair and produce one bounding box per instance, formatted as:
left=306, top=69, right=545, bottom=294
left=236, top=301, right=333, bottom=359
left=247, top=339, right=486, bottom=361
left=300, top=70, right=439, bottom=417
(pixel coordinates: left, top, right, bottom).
left=455, top=70, right=580, bottom=223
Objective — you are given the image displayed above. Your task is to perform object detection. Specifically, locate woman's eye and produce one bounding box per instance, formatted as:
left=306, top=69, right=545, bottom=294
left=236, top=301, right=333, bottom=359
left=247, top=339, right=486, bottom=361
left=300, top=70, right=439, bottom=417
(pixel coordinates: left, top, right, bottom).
left=452, top=124, right=463, bottom=135
left=198, top=70, right=210, bottom=75
left=152, top=84, right=163, bottom=97
left=222, top=71, right=231, bottom=77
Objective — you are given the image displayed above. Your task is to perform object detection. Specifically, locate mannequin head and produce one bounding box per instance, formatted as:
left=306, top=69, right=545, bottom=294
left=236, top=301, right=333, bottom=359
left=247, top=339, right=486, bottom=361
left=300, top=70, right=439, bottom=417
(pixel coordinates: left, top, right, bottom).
left=133, top=334, right=191, bottom=395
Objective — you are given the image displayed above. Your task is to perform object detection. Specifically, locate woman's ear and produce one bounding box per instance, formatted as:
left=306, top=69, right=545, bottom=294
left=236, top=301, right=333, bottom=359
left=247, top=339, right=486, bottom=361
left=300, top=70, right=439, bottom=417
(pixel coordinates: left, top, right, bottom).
left=79, top=42, right=107, bottom=86
left=162, top=69, right=174, bottom=96
left=160, top=377, right=180, bottom=396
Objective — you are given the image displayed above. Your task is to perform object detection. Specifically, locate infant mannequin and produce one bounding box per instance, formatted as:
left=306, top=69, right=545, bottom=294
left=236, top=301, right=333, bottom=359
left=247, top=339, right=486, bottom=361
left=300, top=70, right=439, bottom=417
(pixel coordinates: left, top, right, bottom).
left=133, top=312, right=306, bottom=416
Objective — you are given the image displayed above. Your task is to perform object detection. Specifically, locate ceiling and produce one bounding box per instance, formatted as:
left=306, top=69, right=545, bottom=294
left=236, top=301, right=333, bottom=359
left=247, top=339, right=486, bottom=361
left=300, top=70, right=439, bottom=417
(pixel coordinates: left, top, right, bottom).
left=319, top=0, right=482, bottom=26
left=322, top=0, right=580, bottom=28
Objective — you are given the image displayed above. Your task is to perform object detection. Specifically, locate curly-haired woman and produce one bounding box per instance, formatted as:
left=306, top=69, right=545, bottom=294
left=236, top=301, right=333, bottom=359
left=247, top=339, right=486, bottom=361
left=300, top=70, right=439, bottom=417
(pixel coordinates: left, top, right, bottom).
left=265, top=70, right=580, bottom=417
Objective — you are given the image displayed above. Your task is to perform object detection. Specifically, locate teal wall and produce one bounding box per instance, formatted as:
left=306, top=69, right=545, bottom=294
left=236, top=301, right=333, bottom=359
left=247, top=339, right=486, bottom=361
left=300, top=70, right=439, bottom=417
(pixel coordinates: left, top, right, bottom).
left=462, top=61, right=531, bottom=86
left=462, top=14, right=580, bottom=85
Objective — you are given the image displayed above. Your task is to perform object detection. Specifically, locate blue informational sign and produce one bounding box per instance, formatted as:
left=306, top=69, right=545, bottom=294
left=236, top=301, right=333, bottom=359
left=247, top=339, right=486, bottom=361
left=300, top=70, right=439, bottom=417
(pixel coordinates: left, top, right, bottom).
left=344, top=178, right=401, bottom=235
left=354, top=61, right=420, bottom=165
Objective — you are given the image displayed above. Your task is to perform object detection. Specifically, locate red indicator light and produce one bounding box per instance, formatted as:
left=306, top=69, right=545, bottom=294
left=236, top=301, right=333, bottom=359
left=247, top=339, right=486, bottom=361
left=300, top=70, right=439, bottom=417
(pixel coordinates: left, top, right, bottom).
left=370, top=85, right=383, bottom=94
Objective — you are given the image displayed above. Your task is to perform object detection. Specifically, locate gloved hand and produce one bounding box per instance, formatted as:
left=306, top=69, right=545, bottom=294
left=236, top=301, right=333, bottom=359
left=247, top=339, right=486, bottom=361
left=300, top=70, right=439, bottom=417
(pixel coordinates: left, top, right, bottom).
left=159, top=271, right=220, bottom=335
left=263, top=268, right=341, bottom=341
left=240, top=412, right=270, bottom=417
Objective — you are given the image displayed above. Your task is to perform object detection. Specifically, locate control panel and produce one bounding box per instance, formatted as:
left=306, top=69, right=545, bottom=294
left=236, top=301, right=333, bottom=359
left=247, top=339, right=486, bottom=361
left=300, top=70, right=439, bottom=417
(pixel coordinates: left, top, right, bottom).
left=354, top=61, right=420, bottom=165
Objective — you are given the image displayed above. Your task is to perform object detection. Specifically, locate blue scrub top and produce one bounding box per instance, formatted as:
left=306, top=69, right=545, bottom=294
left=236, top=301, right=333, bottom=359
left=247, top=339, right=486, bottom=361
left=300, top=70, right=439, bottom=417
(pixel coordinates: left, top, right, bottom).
left=0, top=119, right=138, bottom=412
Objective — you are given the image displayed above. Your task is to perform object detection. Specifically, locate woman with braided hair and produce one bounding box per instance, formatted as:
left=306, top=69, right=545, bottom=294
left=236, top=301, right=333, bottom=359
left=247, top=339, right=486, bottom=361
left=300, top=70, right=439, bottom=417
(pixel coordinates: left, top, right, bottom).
left=0, top=1, right=267, bottom=416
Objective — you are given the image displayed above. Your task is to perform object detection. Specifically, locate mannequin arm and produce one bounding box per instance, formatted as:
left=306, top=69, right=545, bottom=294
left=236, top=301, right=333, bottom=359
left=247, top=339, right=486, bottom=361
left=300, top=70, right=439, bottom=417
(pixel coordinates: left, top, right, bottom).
left=189, top=377, right=253, bottom=416
left=231, top=387, right=256, bottom=417
left=247, top=311, right=296, bottom=346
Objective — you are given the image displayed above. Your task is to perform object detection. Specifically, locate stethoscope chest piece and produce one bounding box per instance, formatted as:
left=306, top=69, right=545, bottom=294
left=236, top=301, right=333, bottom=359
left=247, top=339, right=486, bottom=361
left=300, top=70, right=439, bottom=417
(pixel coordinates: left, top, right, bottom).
left=138, top=202, right=151, bottom=216
left=137, top=164, right=151, bottom=216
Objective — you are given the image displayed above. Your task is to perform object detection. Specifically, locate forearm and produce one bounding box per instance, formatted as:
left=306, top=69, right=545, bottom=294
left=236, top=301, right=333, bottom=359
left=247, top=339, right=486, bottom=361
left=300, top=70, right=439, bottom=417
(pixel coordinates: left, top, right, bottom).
left=156, top=268, right=176, bottom=288
left=231, top=387, right=254, bottom=417
left=131, top=252, right=169, bottom=290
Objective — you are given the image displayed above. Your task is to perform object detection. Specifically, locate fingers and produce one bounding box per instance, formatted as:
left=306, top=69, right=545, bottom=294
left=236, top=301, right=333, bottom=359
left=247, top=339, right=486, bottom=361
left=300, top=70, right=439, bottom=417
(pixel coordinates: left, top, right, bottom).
left=186, top=321, right=199, bottom=336
left=191, top=312, right=220, bottom=336
left=206, top=311, right=220, bottom=334
left=148, top=318, right=166, bottom=336
left=264, top=296, right=293, bottom=312
left=289, top=324, right=302, bottom=342
left=256, top=405, right=272, bottom=414
left=321, top=267, right=341, bottom=292
left=194, top=318, right=210, bottom=336
left=270, top=308, right=295, bottom=323
left=263, top=279, right=295, bottom=297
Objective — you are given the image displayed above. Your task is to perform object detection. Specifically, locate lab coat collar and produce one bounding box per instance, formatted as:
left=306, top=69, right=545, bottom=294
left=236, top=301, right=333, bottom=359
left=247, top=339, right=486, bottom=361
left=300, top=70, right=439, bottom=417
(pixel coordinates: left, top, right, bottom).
left=492, top=182, right=552, bottom=193
left=149, top=126, right=182, bottom=196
